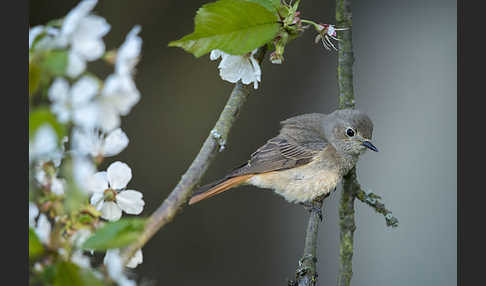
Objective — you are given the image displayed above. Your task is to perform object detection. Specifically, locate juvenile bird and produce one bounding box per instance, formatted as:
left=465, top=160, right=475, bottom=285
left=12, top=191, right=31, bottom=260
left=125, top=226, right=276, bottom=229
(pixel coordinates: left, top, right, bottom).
left=189, top=109, right=377, bottom=205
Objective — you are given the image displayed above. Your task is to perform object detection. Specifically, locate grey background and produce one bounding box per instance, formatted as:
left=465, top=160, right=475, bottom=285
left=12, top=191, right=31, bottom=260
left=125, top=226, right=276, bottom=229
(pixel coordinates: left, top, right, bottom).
left=30, top=0, right=456, bottom=285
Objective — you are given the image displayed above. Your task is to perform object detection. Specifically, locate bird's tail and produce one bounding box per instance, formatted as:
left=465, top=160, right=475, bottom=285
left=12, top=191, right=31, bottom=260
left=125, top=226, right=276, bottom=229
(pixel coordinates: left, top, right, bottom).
left=188, top=174, right=254, bottom=205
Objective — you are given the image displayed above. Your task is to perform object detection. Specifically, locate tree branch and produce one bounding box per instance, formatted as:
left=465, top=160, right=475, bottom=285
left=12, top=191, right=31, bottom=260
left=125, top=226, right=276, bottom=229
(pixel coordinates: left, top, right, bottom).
left=290, top=198, right=326, bottom=286
left=121, top=47, right=267, bottom=265
left=335, top=0, right=398, bottom=285
left=335, top=0, right=358, bottom=284
left=337, top=168, right=358, bottom=286
left=355, top=189, right=399, bottom=227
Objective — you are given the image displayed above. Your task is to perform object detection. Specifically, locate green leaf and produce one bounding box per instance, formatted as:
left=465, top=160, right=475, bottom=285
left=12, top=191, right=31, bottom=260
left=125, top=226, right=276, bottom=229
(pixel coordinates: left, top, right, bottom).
left=53, top=261, right=106, bottom=286
left=29, top=228, right=44, bottom=260
left=169, top=0, right=280, bottom=57
left=29, top=62, right=41, bottom=96
left=39, top=50, right=69, bottom=76
left=245, top=0, right=281, bottom=13
left=29, top=107, right=66, bottom=140
left=54, top=262, right=83, bottom=286
left=82, top=218, right=146, bottom=251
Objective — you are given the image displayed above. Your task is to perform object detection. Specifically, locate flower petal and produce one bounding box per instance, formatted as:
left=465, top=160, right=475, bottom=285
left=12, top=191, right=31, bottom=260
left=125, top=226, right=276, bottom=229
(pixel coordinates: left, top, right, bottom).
left=71, top=76, right=99, bottom=106
left=51, top=178, right=65, bottom=195
left=210, top=49, right=222, bottom=61
left=31, top=124, right=58, bottom=159
left=104, top=249, right=123, bottom=277
left=70, top=228, right=92, bottom=247
left=126, top=249, right=143, bottom=268
left=71, top=128, right=103, bottom=157
left=29, top=26, right=44, bottom=49
left=72, top=102, right=100, bottom=130
left=71, top=250, right=91, bottom=268
left=103, top=128, right=129, bottom=157
left=48, top=78, right=70, bottom=103
left=98, top=102, right=121, bottom=132
left=101, top=202, right=122, bottom=221
left=116, top=25, right=142, bottom=75
left=102, top=74, right=140, bottom=115
left=73, top=156, right=96, bottom=192
left=90, top=192, right=104, bottom=209
left=61, top=0, right=98, bottom=37
left=87, top=171, right=109, bottom=193
left=29, top=202, right=39, bottom=227
left=66, top=51, right=87, bottom=78
left=107, top=161, right=132, bottom=190
left=117, top=190, right=144, bottom=215
left=35, top=214, right=51, bottom=244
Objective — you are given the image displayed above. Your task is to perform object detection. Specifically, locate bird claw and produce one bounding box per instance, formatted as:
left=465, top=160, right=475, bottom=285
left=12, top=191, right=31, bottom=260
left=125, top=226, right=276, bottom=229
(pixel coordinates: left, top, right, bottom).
left=301, top=202, right=323, bottom=221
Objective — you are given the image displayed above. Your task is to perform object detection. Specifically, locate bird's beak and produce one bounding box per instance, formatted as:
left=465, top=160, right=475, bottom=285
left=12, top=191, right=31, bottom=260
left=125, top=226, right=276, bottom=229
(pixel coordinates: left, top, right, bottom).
left=362, top=141, right=378, bottom=152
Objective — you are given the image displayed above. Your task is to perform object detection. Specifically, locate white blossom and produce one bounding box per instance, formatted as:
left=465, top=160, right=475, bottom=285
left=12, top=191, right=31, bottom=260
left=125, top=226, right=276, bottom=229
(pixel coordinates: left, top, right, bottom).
left=72, top=127, right=129, bottom=158
left=35, top=214, right=52, bottom=245
left=57, top=0, right=110, bottom=78
left=104, top=249, right=137, bottom=286
left=72, top=155, right=97, bottom=193
left=104, top=248, right=143, bottom=269
left=29, top=26, right=44, bottom=49
left=93, top=25, right=142, bottom=132
left=71, top=228, right=92, bottom=248
left=35, top=166, right=65, bottom=195
left=210, top=49, right=261, bottom=89
left=48, top=76, right=100, bottom=130
left=29, top=26, right=62, bottom=51
left=89, top=161, right=144, bottom=221
left=315, top=24, right=342, bottom=51
left=29, top=124, right=61, bottom=164
left=71, top=250, right=91, bottom=268
left=29, top=202, right=39, bottom=227
left=116, top=26, right=142, bottom=76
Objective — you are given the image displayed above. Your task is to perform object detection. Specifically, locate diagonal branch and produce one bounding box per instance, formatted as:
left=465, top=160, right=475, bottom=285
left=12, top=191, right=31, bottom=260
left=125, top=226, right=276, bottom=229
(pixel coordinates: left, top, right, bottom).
left=355, top=189, right=399, bottom=227
left=121, top=47, right=267, bottom=265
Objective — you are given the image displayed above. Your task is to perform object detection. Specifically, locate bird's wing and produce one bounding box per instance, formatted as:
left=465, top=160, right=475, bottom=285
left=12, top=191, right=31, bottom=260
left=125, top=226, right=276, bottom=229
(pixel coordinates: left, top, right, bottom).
left=229, top=136, right=328, bottom=177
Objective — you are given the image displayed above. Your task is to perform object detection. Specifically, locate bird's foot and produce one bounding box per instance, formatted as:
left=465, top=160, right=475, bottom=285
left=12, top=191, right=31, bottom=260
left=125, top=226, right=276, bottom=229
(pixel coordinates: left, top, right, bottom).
left=301, top=202, right=323, bottom=221
left=299, top=254, right=317, bottom=267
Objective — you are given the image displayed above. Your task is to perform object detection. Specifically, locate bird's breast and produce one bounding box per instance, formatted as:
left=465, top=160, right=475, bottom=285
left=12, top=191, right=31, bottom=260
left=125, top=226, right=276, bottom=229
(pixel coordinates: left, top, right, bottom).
left=246, top=157, right=341, bottom=203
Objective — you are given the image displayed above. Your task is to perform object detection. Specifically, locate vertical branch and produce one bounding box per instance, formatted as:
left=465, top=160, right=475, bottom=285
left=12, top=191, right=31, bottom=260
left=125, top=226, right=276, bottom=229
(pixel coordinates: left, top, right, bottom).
left=337, top=0, right=355, bottom=110
left=336, top=0, right=357, bottom=285
left=290, top=199, right=325, bottom=286
left=337, top=169, right=359, bottom=286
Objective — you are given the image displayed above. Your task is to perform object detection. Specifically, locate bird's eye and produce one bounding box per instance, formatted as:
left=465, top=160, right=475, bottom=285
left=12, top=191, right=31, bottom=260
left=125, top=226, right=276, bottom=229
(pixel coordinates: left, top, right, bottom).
left=346, top=128, right=355, bottom=137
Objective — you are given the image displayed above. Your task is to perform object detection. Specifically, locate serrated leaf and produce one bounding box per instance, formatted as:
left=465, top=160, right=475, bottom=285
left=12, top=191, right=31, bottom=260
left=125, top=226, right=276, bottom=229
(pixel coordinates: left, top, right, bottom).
left=245, top=0, right=281, bottom=13
left=39, top=50, right=69, bottom=76
left=169, top=0, right=280, bottom=57
left=29, top=107, right=66, bottom=140
left=29, top=228, right=44, bottom=260
left=82, top=218, right=146, bottom=251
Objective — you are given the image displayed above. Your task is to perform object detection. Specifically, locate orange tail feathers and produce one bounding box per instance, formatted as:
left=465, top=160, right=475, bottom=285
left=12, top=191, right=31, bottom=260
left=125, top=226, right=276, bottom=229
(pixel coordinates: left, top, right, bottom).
left=188, top=174, right=254, bottom=205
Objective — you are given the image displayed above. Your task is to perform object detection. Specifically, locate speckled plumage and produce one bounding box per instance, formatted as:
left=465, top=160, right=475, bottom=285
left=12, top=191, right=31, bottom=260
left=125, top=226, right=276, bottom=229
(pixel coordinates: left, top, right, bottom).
left=189, top=109, right=376, bottom=205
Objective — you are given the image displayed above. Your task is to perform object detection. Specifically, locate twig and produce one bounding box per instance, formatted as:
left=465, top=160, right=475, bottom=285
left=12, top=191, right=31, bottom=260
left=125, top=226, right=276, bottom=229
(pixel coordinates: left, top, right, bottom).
left=289, top=198, right=325, bottom=286
left=355, top=189, right=399, bottom=227
left=121, top=47, right=267, bottom=265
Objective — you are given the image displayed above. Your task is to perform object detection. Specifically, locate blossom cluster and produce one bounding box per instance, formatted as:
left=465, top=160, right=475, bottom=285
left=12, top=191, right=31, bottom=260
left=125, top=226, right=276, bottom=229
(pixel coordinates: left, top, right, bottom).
left=29, top=1, right=144, bottom=285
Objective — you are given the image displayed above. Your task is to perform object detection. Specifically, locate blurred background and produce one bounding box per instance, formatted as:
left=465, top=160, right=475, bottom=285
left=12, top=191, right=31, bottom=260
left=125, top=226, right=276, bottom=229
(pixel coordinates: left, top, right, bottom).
left=30, top=0, right=456, bottom=285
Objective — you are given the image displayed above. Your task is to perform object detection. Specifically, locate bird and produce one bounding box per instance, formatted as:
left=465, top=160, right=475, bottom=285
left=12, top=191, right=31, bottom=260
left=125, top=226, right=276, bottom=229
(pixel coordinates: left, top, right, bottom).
left=188, top=109, right=378, bottom=205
